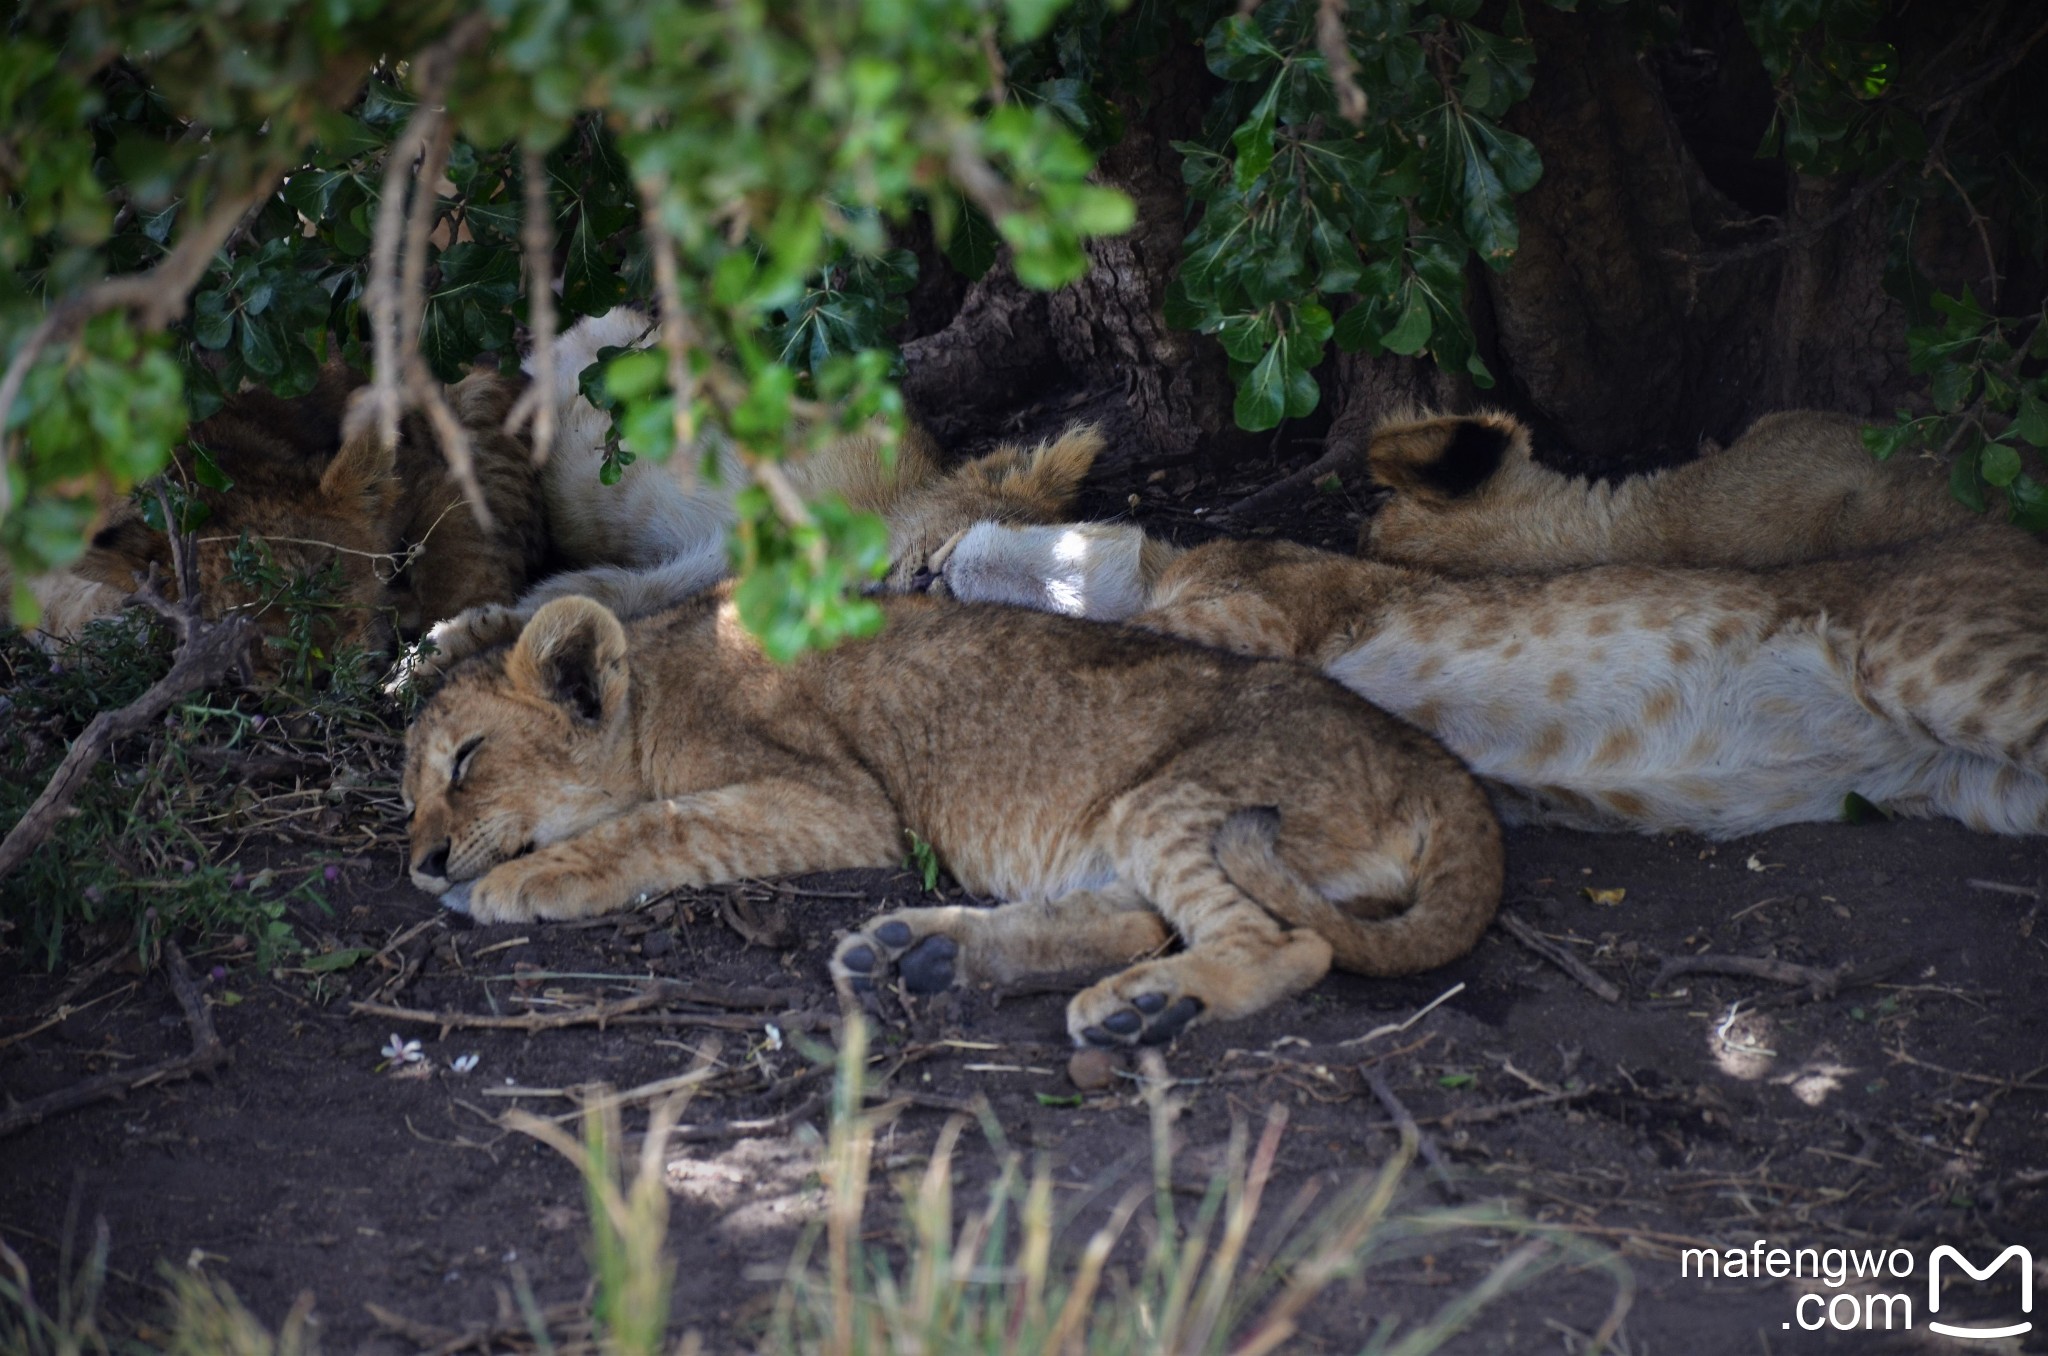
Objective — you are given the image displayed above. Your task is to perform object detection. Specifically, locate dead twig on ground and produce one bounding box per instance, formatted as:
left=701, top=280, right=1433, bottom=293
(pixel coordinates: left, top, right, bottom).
left=1651, top=952, right=1906, bottom=1006
left=0, top=942, right=227, bottom=1138
left=1967, top=877, right=2040, bottom=899
left=1497, top=912, right=1621, bottom=1003
left=717, top=890, right=798, bottom=949
left=0, top=519, right=255, bottom=886
left=351, top=979, right=823, bottom=1034
left=1361, top=1065, right=1461, bottom=1203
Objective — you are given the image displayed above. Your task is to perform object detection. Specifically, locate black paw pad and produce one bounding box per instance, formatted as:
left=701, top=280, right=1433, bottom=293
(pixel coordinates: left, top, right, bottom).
left=1132, top=992, right=1166, bottom=1015
left=840, top=943, right=877, bottom=974
left=898, top=935, right=958, bottom=994
left=1081, top=1026, right=1113, bottom=1047
left=1139, top=996, right=1204, bottom=1046
left=875, top=920, right=914, bottom=948
left=1103, top=1010, right=1142, bottom=1036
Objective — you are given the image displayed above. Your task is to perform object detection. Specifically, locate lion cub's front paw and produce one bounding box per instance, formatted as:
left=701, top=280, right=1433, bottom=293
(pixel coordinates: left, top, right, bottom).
left=463, top=853, right=616, bottom=924
left=1067, top=963, right=1207, bottom=1049
left=832, top=913, right=963, bottom=995
left=386, top=604, right=526, bottom=696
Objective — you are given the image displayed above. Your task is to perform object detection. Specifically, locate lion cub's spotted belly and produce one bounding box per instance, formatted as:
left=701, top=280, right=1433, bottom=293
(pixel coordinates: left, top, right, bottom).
left=1328, top=590, right=2048, bottom=837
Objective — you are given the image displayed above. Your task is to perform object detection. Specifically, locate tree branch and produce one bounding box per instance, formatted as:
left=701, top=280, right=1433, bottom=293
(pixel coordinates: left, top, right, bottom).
left=504, top=145, right=558, bottom=464
left=0, top=516, right=254, bottom=886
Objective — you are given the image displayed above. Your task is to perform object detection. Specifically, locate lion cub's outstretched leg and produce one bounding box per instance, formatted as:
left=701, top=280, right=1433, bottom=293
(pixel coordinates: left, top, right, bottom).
left=830, top=886, right=1169, bottom=997
left=1067, top=795, right=1339, bottom=1047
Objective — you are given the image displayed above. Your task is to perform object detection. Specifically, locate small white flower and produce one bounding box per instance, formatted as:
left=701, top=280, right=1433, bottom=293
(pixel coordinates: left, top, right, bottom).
left=450, top=1053, right=480, bottom=1074
left=763, top=1023, right=784, bottom=1052
left=381, top=1033, right=424, bottom=1066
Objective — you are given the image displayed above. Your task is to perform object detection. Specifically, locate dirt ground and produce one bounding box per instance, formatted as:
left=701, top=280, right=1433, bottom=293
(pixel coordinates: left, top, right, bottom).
left=3, top=412, right=2046, bottom=1354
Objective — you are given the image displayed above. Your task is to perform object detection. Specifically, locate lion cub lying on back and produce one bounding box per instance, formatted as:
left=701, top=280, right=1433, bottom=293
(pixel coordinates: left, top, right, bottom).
left=932, top=411, right=2048, bottom=837
left=402, top=590, right=1500, bottom=1045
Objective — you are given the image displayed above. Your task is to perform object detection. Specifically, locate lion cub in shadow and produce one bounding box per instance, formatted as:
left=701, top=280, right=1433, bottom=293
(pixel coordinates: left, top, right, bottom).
left=401, top=590, right=1500, bottom=1046
left=930, top=411, right=2048, bottom=837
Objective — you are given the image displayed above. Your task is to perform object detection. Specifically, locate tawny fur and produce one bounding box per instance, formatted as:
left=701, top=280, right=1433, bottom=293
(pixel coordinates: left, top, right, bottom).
left=403, top=308, right=1106, bottom=683
left=401, top=592, right=1500, bottom=1045
left=931, top=518, right=2048, bottom=837
left=8, top=366, right=543, bottom=670
left=1363, top=408, right=1981, bottom=572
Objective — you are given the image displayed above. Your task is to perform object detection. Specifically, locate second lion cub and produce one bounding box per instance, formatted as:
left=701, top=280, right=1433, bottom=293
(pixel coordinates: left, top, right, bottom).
left=401, top=591, right=1501, bottom=1046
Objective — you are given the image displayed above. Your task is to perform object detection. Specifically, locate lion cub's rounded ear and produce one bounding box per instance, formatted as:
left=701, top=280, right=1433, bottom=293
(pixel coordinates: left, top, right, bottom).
left=508, top=597, right=629, bottom=725
left=321, top=391, right=401, bottom=504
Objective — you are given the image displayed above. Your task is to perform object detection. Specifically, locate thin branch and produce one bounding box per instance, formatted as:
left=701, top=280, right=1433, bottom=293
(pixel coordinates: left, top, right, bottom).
left=1923, top=17, right=2048, bottom=113
left=362, top=12, right=492, bottom=451
left=636, top=184, right=701, bottom=483
left=504, top=144, right=558, bottom=464
left=1316, top=0, right=1367, bottom=124
left=0, top=168, right=283, bottom=519
left=0, top=555, right=254, bottom=886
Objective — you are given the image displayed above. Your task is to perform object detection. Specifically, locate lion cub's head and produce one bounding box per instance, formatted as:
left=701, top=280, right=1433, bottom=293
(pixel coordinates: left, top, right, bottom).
left=402, top=597, right=634, bottom=895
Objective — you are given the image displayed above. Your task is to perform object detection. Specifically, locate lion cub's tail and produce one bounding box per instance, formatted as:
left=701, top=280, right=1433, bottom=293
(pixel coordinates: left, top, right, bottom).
left=1214, top=802, right=1500, bottom=976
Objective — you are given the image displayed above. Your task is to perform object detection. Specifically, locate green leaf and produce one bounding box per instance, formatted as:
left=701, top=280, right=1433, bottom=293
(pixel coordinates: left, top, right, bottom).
left=1235, top=339, right=1289, bottom=431
left=2016, top=392, right=2048, bottom=448
left=1948, top=446, right=1987, bottom=513
left=1034, top=1092, right=1084, bottom=1108
left=1841, top=792, right=1890, bottom=825
left=1005, top=0, right=1066, bottom=42
left=1232, top=78, right=1282, bottom=191
left=1980, top=441, right=2021, bottom=488
left=1382, top=291, right=1433, bottom=355
left=1206, top=15, right=1283, bottom=81
left=1284, top=361, right=1320, bottom=419
left=304, top=946, right=375, bottom=973
left=2009, top=474, right=2048, bottom=533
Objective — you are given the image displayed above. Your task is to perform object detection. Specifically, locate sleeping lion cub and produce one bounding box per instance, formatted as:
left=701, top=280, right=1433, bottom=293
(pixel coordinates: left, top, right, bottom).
left=401, top=590, right=1500, bottom=1045
left=930, top=412, right=2048, bottom=837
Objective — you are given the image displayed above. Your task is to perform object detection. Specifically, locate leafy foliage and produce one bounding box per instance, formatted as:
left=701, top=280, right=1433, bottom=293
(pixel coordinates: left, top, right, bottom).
left=2, top=0, right=1134, bottom=658
left=1740, top=0, right=2048, bottom=520
left=1073, top=0, right=1561, bottom=430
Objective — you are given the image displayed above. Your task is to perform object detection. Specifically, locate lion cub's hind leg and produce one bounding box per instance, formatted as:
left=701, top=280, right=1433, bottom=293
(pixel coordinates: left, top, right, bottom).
left=1068, top=794, right=1336, bottom=1048
left=831, top=886, right=1170, bottom=997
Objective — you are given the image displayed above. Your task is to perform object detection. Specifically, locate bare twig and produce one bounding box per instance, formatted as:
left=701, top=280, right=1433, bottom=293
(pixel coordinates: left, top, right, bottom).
left=0, top=555, right=255, bottom=884
left=1651, top=951, right=1907, bottom=1007
left=1968, top=877, right=2041, bottom=899
left=1219, top=433, right=1370, bottom=521
left=503, top=144, right=558, bottom=464
left=1361, top=1065, right=1460, bottom=1202
left=351, top=978, right=813, bottom=1033
left=1315, top=0, right=1367, bottom=123
left=636, top=183, right=701, bottom=481
left=1497, top=912, right=1621, bottom=1003
left=0, top=942, right=228, bottom=1138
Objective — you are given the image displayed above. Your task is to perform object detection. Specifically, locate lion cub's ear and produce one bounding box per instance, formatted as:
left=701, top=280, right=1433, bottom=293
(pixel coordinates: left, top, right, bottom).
left=322, top=392, right=402, bottom=505
left=508, top=597, right=629, bottom=725
left=1366, top=410, right=1526, bottom=501
left=72, top=513, right=170, bottom=593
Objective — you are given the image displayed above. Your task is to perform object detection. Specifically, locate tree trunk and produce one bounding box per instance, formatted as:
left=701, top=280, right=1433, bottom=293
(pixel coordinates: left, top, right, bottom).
left=904, top=0, right=2015, bottom=484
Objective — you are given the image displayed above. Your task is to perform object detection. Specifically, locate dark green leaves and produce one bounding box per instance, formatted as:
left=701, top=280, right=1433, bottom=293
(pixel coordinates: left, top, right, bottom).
left=1171, top=0, right=1538, bottom=431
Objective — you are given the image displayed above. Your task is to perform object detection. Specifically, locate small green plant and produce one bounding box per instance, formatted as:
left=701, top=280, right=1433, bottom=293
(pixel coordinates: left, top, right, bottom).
left=0, top=1223, right=109, bottom=1356
left=767, top=1018, right=1634, bottom=1355
left=1864, top=293, right=2048, bottom=529
left=904, top=830, right=944, bottom=893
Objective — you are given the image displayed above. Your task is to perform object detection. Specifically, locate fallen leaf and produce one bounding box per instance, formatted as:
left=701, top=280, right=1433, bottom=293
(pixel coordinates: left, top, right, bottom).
left=1581, top=887, right=1626, bottom=906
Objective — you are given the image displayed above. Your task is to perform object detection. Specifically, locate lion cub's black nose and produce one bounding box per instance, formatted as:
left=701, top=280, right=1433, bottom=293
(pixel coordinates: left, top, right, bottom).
left=417, top=840, right=451, bottom=880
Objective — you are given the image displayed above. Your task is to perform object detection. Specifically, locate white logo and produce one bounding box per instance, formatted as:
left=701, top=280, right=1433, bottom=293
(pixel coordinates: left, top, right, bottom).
left=1927, top=1244, right=2033, bottom=1340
